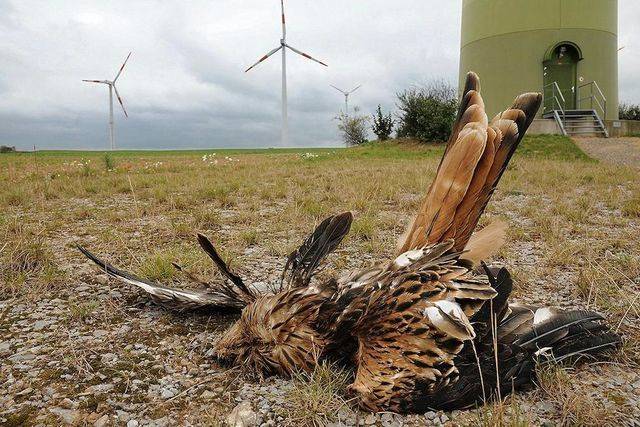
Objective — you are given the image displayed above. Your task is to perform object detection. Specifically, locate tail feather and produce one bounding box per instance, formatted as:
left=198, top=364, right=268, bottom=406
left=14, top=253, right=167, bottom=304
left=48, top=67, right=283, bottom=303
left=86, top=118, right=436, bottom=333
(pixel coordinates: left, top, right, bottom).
left=514, top=310, right=604, bottom=349
left=396, top=73, right=541, bottom=255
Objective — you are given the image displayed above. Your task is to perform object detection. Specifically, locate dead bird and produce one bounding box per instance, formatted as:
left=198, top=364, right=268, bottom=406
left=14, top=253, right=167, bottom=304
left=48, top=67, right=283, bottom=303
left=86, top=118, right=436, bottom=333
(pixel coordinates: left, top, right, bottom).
left=79, top=72, right=621, bottom=412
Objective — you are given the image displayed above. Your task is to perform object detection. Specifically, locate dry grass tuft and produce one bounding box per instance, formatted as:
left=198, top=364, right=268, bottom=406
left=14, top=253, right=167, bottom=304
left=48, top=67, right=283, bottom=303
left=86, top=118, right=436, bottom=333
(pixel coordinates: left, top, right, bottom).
left=0, top=220, right=64, bottom=299
left=535, top=363, right=617, bottom=426
left=473, top=397, right=530, bottom=427
left=282, top=361, right=352, bottom=426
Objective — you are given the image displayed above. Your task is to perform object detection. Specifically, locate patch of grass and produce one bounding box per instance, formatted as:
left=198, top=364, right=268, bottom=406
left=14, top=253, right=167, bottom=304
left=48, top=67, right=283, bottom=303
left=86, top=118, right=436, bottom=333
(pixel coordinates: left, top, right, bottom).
left=67, top=299, right=100, bottom=323
left=103, top=153, right=116, bottom=171
left=473, top=397, right=530, bottom=427
left=517, top=135, right=595, bottom=162
left=0, top=225, right=64, bottom=299
left=137, top=251, right=179, bottom=282
left=621, top=194, right=640, bottom=217
left=281, top=361, right=352, bottom=426
left=350, top=215, right=377, bottom=241
left=535, top=363, right=617, bottom=426
left=239, top=229, right=259, bottom=246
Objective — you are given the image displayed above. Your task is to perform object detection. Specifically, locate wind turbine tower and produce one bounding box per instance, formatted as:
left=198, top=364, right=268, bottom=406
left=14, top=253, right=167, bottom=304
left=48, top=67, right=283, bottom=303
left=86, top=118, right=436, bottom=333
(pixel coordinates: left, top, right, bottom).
left=245, top=1, right=327, bottom=146
left=330, top=84, right=362, bottom=115
left=82, top=52, right=131, bottom=150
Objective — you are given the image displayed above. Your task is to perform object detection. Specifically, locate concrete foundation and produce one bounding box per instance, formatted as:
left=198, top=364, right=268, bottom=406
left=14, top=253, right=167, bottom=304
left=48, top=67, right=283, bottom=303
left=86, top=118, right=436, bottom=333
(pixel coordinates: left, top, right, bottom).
left=527, top=118, right=640, bottom=137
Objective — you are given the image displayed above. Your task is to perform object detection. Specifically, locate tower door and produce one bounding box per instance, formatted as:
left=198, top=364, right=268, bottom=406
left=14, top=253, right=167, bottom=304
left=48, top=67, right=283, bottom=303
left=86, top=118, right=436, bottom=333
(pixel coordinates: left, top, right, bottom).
left=543, top=43, right=580, bottom=112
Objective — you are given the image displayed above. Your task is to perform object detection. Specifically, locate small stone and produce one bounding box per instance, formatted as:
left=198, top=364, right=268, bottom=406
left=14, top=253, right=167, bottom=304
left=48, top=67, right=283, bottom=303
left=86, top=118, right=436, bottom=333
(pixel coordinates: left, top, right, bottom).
left=425, top=411, right=437, bottom=420
left=227, top=401, right=258, bottom=427
left=49, top=407, right=80, bottom=424
left=94, top=414, right=110, bottom=427
left=127, top=421, right=140, bottom=427
left=101, top=353, right=117, bottom=364
left=440, top=413, right=449, bottom=423
left=201, top=390, right=216, bottom=399
left=161, top=388, right=175, bottom=399
left=33, top=320, right=49, bottom=331
left=381, top=413, right=393, bottom=423
left=364, top=413, right=377, bottom=425
left=60, top=397, right=77, bottom=409
left=16, top=387, right=33, bottom=396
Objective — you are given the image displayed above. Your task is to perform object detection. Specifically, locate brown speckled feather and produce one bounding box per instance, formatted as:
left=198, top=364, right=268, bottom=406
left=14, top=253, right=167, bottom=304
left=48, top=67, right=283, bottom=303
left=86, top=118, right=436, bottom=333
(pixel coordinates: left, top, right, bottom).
left=329, top=242, right=496, bottom=412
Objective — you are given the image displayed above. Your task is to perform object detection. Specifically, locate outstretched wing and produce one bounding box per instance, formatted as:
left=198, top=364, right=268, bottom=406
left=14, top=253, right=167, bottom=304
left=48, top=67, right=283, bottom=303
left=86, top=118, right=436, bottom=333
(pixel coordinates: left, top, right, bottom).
left=282, top=212, right=353, bottom=287
left=397, top=72, right=542, bottom=254
left=78, top=246, right=245, bottom=311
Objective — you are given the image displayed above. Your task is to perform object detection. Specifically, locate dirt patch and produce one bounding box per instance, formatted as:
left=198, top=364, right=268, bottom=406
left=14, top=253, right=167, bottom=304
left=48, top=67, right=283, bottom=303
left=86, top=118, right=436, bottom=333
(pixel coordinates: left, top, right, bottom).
left=574, top=137, right=640, bottom=168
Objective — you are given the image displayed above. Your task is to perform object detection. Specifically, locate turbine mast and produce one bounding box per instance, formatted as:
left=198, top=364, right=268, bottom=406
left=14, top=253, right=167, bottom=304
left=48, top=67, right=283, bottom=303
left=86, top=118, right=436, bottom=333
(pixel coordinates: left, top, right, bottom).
left=282, top=44, right=288, bottom=146
left=244, top=0, right=326, bottom=147
left=280, top=0, right=288, bottom=146
left=108, top=84, right=115, bottom=151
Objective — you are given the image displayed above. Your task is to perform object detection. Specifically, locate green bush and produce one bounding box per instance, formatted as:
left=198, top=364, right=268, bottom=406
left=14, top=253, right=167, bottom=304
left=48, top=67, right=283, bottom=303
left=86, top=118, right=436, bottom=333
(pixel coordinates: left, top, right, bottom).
left=336, top=107, right=369, bottom=146
left=371, top=105, right=394, bottom=140
left=619, top=103, right=640, bottom=121
left=396, top=80, right=458, bottom=143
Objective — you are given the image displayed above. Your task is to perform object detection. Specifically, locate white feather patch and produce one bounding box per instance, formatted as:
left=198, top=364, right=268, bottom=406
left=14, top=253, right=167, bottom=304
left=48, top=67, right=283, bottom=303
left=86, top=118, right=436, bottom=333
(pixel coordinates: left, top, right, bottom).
left=424, top=300, right=476, bottom=341
left=533, top=307, right=555, bottom=325
left=393, top=249, right=424, bottom=269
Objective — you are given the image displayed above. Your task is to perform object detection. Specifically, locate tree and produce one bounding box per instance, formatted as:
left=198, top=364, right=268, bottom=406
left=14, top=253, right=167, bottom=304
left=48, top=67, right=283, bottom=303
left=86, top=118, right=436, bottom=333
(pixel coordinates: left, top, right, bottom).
left=619, top=103, right=640, bottom=121
left=371, top=105, right=394, bottom=140
left=336, top=107, right=369, bottom=146
left=396, top=80, right=458, bottom=142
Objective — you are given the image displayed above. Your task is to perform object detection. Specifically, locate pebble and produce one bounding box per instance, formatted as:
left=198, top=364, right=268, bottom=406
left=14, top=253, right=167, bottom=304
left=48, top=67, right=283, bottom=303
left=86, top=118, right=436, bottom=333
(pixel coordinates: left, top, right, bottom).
left=49, top=407, right=80, bottom=424
left=227, top=401, right=258, bottom=427
left=94, top=414, right=110, bottom=427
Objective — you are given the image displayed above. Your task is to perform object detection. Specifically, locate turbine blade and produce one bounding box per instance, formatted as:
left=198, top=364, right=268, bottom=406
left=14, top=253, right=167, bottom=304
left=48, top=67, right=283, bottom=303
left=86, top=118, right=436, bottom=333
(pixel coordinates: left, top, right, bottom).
left=285, top=44, right=327, bottom=67
left=330, top=84, right=346, bottom=94
left=82, top=79, right=106, bottom=84
left=244, top=45, right=282, bottom=72
left=113, top=85, right=128, bottom=118
left=349, top=85, right=362, bottom=94
left=113, top=52, right=132, bottom=82
left=281, top=0, right=286, bottom=39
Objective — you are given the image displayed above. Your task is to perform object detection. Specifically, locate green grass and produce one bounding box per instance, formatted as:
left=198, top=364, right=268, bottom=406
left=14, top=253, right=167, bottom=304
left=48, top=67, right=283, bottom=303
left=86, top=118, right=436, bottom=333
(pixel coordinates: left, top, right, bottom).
left=516, top=134, right=595, bottom=162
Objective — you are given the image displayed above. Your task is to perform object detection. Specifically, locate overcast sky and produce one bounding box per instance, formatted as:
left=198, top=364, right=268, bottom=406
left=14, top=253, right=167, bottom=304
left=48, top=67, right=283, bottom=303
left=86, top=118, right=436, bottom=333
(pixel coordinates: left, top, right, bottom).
left=1, top=1, right=639, bottom=150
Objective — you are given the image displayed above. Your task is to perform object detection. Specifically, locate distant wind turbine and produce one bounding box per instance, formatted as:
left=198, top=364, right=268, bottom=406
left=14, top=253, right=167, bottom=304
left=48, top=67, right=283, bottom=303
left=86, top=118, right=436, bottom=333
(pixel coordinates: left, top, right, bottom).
left=330, top=84, right=362, bottom=115
left=82, top=52, right=131, bottom=150
left=245, top=0, right=327, bottom=146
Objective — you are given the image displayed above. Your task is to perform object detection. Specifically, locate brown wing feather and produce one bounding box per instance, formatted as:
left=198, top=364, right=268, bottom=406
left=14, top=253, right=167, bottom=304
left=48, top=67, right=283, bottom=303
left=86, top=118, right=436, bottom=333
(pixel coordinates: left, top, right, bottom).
left=441, top=126, right=497, bottom=244
left=397, top=77, right=489, bottom=253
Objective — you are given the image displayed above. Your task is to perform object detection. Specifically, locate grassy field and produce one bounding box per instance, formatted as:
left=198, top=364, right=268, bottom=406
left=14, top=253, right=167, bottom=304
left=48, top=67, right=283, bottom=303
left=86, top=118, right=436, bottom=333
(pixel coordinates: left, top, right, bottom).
left=1, top=135, right=639, bottom=425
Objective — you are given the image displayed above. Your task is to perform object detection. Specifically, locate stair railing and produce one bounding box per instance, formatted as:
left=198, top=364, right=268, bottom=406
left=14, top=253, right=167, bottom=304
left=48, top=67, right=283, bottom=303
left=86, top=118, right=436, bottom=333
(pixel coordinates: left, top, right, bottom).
left=543, top=81, right=566, bottom=118
left=543, top=82, right=567, bottom=135
left=578, top=81, right=607, bottom=120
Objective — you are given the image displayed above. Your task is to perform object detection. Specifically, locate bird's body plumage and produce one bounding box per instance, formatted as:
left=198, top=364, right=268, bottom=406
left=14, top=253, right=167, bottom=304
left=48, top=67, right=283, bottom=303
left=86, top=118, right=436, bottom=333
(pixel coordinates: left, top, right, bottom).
left=79, top=72, right=622, bottom=413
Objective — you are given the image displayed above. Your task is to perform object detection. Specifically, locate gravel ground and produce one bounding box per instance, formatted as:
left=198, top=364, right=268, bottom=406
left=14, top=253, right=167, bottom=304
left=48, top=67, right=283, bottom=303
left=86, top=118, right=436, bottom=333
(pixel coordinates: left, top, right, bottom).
left=574, top=137, right=640, bottom=168
left=2, top=228, right=640, bottom=426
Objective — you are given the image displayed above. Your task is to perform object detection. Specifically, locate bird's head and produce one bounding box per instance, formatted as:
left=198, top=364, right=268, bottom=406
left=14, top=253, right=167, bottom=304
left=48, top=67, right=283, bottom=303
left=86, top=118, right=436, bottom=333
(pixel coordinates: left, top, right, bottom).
left=214, top=290, right=328, bottom=377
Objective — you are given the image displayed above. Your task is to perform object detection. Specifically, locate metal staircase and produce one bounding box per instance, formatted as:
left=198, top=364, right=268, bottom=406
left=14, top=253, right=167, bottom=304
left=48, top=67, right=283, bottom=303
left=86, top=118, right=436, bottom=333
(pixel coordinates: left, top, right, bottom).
left=542, top=81, right=608, bottom=137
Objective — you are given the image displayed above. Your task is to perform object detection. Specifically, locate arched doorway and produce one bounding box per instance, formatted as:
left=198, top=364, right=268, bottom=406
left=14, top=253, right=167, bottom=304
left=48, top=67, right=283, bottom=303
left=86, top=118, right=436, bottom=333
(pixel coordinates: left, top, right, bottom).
left=543, top=42, right=582, bottom=112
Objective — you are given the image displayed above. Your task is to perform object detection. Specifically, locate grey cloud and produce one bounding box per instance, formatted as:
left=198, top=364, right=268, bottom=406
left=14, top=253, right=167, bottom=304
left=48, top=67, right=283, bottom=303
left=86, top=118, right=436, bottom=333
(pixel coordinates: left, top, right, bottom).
left=0, top=1, right=638, bottom=150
